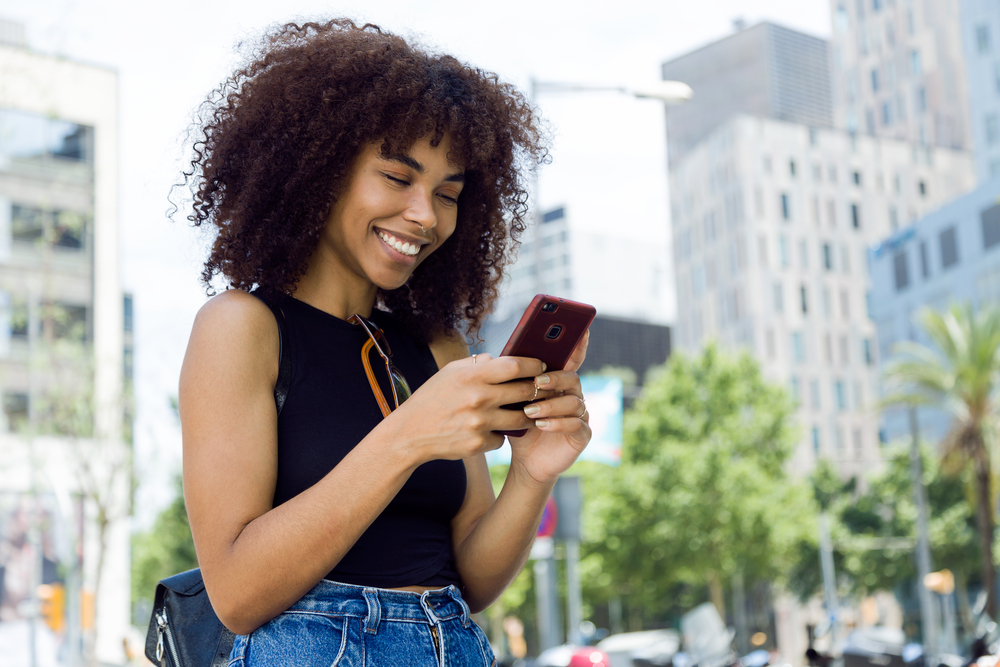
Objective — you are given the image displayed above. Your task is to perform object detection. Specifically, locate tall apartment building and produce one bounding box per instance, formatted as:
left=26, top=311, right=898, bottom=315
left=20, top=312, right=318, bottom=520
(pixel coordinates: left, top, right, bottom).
left=670, top=115, right=974, bottom=476
left=960, top=0, right=1000, bottom=178
left=829, top=0, right=971, bottom=151
left=0, top=22, right=130, bottom=664
left=661, top=22, right=834, bottom=164
left=868, top=178, right=1000, bottom=446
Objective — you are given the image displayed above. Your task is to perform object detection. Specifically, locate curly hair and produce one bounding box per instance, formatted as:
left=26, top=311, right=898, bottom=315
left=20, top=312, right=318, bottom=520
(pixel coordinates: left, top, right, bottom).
left=182, top=18, right=547, bottom=341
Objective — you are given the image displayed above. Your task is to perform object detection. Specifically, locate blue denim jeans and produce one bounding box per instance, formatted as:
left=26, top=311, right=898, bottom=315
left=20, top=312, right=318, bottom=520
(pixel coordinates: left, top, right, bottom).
left=228, top=580, right=496, bottom=666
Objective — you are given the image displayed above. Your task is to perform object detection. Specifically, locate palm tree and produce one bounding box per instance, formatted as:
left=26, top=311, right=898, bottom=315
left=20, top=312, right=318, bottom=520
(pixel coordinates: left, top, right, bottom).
left=881, top=302, right=1000, bottom=618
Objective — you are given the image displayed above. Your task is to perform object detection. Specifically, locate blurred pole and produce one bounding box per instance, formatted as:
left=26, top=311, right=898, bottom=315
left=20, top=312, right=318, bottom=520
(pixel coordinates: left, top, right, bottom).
left=818, top=513, right=838, bottom=640
left=609, top=596, right=624, bottom=635
left=910, top=407, right=938, bottom=660
left=942, top=592, right=958, bottom=654
left=734, top=570, right=749, bottom=655
left=533, top=540, right=562, bottom=651
left=566, top=539, right=583, bottom=645
left=554, top=477, right=583, bottom=646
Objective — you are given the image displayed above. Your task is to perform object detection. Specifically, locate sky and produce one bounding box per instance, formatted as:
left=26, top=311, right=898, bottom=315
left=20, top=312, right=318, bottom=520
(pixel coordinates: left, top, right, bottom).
left=2, top=0, right=832, bottom=526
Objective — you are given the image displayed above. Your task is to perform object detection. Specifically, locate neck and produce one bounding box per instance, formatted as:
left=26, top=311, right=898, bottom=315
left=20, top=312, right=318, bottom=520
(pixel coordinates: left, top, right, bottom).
left=293, top=254, right=378, bottom=320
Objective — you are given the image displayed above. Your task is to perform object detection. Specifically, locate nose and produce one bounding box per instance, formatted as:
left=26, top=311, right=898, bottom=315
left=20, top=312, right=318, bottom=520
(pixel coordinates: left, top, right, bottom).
left=404, top=188, right=436, bottom=231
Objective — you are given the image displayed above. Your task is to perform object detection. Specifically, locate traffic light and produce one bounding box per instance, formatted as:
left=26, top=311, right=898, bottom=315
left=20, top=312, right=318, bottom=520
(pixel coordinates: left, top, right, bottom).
left=37, top=583, right=65, bottom=633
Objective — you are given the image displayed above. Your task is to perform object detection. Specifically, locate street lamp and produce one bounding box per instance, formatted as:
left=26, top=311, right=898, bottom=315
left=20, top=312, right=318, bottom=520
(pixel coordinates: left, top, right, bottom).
left=524, top=76, right=691, bottom=653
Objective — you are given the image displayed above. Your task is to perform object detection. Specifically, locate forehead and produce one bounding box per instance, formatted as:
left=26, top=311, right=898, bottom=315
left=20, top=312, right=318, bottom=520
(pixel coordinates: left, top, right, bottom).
left=376, top=134, right=465, bottom=173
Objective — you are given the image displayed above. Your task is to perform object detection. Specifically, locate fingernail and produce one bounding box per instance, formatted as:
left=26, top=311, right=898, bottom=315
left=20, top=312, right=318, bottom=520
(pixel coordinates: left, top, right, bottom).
left=541, top=362, right=547, bottom=372
left=535, top=374, right=550, bottom=387
left=524, top=404, right=541, bottom=417
left=535, top=420, right=550, bottom=428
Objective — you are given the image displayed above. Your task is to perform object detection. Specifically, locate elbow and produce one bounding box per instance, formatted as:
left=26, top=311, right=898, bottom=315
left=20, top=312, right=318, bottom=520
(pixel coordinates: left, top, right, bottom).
left=214, top=600, right=265, bottom=637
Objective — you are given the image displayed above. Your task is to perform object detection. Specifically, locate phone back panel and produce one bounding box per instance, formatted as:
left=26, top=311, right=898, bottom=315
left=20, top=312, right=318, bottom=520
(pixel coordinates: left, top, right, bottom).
left=500, top=295, right=596, bottom=371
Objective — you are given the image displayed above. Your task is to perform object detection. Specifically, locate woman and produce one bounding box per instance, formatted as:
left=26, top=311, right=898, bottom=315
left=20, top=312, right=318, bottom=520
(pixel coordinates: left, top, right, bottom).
left=178, top=19, right=592, bottom=666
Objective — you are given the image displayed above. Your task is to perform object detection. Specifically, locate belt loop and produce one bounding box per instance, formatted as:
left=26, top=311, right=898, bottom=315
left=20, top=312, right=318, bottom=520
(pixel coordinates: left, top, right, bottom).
left=363, top=588, right=381, bottom=634
left=450, top=585, right=472, bottom=628
left=419, top=590, right=441, bottom=626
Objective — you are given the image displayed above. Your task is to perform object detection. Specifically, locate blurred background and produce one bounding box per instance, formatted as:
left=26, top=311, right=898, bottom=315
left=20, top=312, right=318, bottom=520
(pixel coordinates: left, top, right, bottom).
left=2, top=0, right=999, bottom=665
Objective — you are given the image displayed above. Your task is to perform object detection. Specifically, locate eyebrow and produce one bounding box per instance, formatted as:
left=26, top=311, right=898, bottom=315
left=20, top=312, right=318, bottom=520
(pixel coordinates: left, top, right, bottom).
left=384, top=153, right=465, bottom=183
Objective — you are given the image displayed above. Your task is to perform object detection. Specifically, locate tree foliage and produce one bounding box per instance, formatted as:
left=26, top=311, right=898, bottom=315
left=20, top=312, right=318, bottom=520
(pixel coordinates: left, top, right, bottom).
left=131, top=476, right=198, bottom=610
left=581, top=344, right=815, bottom=624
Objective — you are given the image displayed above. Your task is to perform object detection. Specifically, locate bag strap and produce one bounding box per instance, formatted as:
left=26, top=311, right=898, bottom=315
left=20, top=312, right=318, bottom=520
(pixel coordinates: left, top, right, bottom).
left=251, top=290, right=291, bottom=416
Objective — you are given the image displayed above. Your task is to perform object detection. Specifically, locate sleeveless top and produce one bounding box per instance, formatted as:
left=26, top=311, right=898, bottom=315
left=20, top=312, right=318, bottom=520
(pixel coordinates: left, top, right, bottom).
left=267, top=293, right=467, bottom=588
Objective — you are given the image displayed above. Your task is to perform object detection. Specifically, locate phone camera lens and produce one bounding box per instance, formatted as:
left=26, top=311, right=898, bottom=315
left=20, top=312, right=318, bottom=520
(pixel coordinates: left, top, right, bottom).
left=545, top=325, right=563, bottom=340
left=542, top=303, right=557, bottom=313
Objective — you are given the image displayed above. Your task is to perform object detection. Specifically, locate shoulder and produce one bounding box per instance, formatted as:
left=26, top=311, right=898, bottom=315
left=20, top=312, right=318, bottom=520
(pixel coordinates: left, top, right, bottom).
left=183, top=290, right=280, bottom=386
left=428, top=329, right=470, bottom=370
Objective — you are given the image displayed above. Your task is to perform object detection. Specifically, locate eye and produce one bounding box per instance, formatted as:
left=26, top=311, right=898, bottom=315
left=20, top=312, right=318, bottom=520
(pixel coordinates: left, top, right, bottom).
left=437, top=192, right=460, bottom=206
left=382, top=173, right=409, bottom=186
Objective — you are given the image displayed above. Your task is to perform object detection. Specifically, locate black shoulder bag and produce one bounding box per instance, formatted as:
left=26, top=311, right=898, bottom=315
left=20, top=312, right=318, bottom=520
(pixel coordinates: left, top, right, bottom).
left=145, top=294, right=291, bottom=667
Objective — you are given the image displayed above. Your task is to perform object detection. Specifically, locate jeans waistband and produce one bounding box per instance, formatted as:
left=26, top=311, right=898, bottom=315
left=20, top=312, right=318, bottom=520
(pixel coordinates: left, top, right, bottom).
left=285, top=580, right=472, bottom=634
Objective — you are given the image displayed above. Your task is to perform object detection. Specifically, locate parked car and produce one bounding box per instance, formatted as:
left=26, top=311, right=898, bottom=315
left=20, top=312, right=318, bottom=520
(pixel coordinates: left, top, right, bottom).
left=597, top=629, right=681, bottom=667
left=535, top=644, right=613, bottom=667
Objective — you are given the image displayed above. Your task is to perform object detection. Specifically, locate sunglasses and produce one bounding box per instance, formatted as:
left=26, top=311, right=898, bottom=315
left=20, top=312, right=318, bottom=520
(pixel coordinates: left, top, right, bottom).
left=349, top=313, right=412, bottom=418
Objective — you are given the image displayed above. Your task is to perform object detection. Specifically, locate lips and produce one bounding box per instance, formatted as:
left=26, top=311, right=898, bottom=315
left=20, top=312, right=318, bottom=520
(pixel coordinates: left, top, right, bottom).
left=376, top=229, right=423, bottom=257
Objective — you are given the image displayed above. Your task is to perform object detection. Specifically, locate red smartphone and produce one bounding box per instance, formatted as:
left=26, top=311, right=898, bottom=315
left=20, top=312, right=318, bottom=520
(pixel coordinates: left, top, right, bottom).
left=495, top=294, right=596, bottom=437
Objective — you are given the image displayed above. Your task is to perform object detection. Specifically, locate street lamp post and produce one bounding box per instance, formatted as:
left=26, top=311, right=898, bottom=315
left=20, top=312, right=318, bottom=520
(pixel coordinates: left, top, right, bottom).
left=525, top=77, right=691, bottom=651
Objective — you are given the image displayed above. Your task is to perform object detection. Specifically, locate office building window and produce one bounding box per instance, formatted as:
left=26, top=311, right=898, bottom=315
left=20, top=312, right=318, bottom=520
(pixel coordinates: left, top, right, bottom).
left=894, top=249, right=909, bottom=290
left=983, top=203, right=1000, bottom=249
left=789, top=160, right=796, bottom=177
left=800, top=240, right=809, bottom=269
left=780, top=235, right=789, bottom=267
left=813, top=163, right=822, bottom=181
left=0, top=109, right=94, bottom=165
left=827, top=200, right=837, bottom=228
left=866, top=108, right=875, bottom=134
left=920, top=240, right=930, bottom=277
left=10, top=300, right=27, bottom=339
left=872, top=0, right=881, bottom=10
left=823, top=287, right=832, bottom=318
left=812, top=427, right=821, bottom=454
left=792, top=332, right=805, bottom=363
left=781, top=193, right=790, bottom=220
left=916, top=87, right=926, bottom=112
left=911, top=50, right=922, bottom=76
left=889, top=206, right=898, bottom=230
left=835, top=381, right=846, bottom=410
left=758, top=236, right=768, bottom=267
left=882, top=102, right=891, bottom=125
left=863, top=338, right=874, bottom=365
left=824, top=333, right=833, bottom=363
left=840, top=334, right=849, bottom=365
left=810, top=379, right=820, bottom=409
left=871, top=68, right=880, bottom=92
left=851, top=203, right=860, bottom=229
left=842, top=245, right=851, bottom=274
left=941, top=226, right=959, bottom=268
left=853, top=171, right=861, bottom=186
left=790, top=375, right=799, bottom=401
left=978, top=24, right=992, bottom=54
left=828, top=165, right=837, bottom=182
left=987, top=113, right=999, bottom=145
left=800, top=285, right=808, bottom=314
left=841, top=290, right=850, bottom=319
left=823, top=243, right=833, bottom=270
left=919, top=180, right=927, bottom=197
left=774, top=282, right=784, bottom=313
left=853, top=429, right=863, bottom=458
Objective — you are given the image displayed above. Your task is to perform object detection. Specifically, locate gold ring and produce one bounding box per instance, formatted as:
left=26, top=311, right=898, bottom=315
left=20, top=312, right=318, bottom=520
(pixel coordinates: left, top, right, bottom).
left=581, top=409, right=589, bottom=420
left=532, top=384, right=539, bottom=400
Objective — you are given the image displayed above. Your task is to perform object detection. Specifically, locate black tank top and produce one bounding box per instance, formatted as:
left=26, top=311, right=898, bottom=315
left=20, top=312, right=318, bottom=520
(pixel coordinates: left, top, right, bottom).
left=269, top=294, right=466, bottom=588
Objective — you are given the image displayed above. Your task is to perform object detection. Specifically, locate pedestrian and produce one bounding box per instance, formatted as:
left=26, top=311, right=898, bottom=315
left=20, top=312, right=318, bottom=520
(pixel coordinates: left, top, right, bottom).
left=177, top=18, right=593, bottom=666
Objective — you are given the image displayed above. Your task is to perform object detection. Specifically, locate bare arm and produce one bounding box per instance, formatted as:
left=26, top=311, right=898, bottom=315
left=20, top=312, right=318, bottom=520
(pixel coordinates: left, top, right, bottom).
left=182, top=298, right=547, bottom=634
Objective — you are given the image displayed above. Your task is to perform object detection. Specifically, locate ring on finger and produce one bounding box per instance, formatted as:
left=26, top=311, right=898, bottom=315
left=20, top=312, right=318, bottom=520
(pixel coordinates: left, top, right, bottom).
left=472, top=354, right=478, bottom=364
left=531, top=384, right=539, bottom=401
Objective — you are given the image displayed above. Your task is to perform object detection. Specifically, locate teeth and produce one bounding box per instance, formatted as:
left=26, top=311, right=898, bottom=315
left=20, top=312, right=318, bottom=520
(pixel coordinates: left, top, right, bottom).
left=379, top=231, right=419, bottom=256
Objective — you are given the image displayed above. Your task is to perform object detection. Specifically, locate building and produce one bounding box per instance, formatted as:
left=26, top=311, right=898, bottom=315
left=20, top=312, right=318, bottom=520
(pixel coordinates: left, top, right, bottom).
left=669, top=114, right=975, bottom=478
left=661, top=22, right=834, bottom=164
left=829, top=0, right=971, bottom=151
left=0, top=20, right=129, bottom=665
left=483, top=205, right=671, bottom=354
left=868, top=177, right=1000, bottom=445
left=959, top=0, right=1000, bottom=179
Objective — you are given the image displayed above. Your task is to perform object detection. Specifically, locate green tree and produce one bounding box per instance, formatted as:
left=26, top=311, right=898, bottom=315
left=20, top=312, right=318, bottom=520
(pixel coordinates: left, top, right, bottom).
left=881, top=303, right=1000, bottom=616
left=585, top=344, right=815, bottom=622
left=131, top=476, right=198, bottom=612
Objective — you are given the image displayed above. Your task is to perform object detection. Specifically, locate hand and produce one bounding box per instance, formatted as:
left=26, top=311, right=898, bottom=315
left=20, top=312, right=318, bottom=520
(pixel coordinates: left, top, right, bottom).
left=384, top=352, right=548, bottom=464
left=507, top=331, right=592, bottom=486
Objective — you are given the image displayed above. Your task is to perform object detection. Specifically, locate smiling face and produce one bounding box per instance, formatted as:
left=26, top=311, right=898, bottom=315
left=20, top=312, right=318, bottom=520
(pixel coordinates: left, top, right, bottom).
left=314, top=135, right=465, bottom=299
